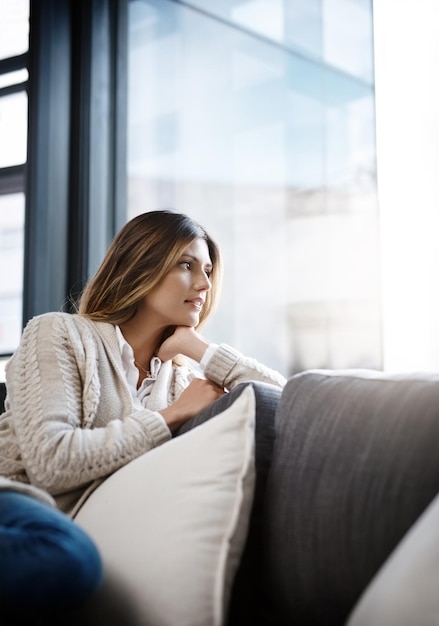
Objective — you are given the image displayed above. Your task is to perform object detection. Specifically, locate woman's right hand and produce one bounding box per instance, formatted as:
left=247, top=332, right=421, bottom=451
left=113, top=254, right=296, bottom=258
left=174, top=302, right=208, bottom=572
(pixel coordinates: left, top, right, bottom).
left=159, top=378, right=225, bottom=431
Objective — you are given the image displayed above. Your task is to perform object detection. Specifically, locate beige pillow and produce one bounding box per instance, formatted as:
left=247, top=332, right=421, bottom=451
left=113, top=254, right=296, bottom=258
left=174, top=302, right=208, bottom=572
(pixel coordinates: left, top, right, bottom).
left=75, top=385, right=256, bottom=626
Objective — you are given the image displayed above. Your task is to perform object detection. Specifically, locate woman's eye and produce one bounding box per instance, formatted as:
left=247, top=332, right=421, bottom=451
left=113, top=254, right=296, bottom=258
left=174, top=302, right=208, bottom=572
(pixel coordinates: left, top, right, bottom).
left=180, top=261, right=191, bottom=270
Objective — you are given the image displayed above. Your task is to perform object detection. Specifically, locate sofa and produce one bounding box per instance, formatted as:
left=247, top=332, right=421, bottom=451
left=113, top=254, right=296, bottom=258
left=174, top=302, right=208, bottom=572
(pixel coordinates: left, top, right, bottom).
left=1, top=368, right=439, bottom=626
left=264, top=369, right=439, bottom=626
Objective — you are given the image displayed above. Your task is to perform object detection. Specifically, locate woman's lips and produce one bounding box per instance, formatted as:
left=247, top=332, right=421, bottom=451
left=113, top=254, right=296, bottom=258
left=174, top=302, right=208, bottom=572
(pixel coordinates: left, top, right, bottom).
left=185, top=298, right=204, bottom=310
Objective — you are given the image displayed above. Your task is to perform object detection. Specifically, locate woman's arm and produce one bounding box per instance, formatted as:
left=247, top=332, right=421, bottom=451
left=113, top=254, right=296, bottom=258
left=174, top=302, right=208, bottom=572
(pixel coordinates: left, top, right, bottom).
left=4, top=315, right=215, bottom=495
left=157, top=326, right=287, bottom=390
left=204, top=343, right=287, bottom=389
left=0, top=477, right=55, bottom=507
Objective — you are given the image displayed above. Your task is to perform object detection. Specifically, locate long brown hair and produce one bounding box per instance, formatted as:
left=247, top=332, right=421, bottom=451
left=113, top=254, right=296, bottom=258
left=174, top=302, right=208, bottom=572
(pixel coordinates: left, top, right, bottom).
left=78, top=210, right=222, bottom=328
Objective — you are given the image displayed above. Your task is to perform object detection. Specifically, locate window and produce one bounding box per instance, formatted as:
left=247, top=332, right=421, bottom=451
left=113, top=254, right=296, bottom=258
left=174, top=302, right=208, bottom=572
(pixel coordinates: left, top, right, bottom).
left=126, top=0, right=380, bottom=376
left=1, top=0, right=380, bottom=381
left=0, top=0, right=29, bottom=375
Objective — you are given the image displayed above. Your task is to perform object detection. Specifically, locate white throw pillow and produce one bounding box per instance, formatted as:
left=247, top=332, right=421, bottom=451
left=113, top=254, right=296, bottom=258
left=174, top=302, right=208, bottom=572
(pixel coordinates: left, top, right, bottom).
left=75, top=385, right=256, bottom=626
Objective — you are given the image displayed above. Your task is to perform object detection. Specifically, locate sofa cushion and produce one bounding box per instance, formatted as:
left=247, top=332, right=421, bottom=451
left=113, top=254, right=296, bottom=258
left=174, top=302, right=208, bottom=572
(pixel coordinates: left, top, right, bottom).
left=75, top=385, right=256, bottom=626
left=265, top=369, right=439, bottom=626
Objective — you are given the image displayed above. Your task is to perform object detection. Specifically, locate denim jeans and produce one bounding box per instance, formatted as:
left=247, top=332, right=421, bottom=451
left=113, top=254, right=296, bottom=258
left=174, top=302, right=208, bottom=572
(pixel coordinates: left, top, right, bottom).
left=0, top=490, right=102, bottom=624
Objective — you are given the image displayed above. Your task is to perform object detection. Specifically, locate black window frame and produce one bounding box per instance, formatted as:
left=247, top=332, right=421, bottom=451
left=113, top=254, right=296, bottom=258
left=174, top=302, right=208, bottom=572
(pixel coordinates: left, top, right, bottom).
left=24, top=0, right=128, bottom=323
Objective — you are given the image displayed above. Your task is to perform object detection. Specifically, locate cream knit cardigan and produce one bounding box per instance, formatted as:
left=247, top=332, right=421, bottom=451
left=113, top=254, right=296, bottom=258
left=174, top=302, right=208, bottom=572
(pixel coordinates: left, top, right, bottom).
left=0, top=312, right=286, bottom=516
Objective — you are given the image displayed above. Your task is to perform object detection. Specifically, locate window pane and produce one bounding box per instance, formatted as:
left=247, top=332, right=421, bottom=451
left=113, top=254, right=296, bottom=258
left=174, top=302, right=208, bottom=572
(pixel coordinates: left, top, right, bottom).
left=323, top=0, right=374, bottom=81
left=0, top=91, right=28, bottom=167
left=0, top=0, right=29, bottom=60
left=127, top=0, right=380, bottom=375
left=0, top=69, right=28, bottom=89
left=172, top=0, right=373, bottom=80
left=0, top=193, right=24, bottom=354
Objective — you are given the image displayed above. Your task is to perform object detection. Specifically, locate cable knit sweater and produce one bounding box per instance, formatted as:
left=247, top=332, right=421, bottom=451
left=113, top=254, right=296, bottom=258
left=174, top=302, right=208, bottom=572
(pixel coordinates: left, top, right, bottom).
left=0, top=476, right=55, bottom=507
left=0, top=312, right=286, bottom=516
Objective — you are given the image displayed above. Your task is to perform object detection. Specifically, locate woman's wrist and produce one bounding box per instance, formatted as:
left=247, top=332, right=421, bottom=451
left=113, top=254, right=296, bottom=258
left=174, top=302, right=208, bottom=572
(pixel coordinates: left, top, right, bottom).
left=171, top=327, right=211, bottom=363
left=184, top=332, right=211, bottom=362
left=199, top=343, right=219, bottom=369
left=157, top=327, right=210, bottom=363
left=159, top=406, right=185, bottom=432
left=190, top=333, right=210, bottom=363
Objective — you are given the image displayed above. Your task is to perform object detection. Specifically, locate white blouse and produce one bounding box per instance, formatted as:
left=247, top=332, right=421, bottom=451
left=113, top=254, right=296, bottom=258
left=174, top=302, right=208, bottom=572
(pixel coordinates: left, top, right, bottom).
left=115, top=325, right=218, bottom=415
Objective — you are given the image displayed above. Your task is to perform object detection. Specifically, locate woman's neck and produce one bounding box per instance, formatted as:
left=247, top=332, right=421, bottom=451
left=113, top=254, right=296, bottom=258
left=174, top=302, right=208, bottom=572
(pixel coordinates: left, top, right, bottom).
left=119, top=318, right=164, bottom=368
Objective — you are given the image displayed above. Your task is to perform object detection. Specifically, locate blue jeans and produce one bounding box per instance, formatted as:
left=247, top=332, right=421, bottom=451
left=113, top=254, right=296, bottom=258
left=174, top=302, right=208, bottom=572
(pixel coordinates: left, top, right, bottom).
left=0, top=490, right=102, bottom=623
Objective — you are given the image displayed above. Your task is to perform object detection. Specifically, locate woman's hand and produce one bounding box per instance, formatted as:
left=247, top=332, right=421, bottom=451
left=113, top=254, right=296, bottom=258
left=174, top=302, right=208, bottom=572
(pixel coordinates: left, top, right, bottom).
left=159, top=378, right=225, bottom=431
left=157, top=326, right=210, bottom=363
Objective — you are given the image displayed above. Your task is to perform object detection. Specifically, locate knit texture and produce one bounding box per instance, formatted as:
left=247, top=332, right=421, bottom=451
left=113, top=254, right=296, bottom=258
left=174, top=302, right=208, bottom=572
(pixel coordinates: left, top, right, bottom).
left=1, top=312, right=286, bottom=515
left=0, top=476, right=55, bottom=507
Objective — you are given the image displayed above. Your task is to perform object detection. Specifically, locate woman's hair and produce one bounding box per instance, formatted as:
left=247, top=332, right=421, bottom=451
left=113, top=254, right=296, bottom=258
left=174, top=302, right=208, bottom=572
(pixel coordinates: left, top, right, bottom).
left=78, top=210, right=222, bottom=328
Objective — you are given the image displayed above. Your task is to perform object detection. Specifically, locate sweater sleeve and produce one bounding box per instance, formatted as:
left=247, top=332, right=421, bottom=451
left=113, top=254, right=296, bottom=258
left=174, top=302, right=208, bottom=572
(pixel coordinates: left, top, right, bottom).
left=203, top=343, right=287, bottom=390
left=0, top=477, right=56, bottom=507
left=5, top=314, right=171, bottom=496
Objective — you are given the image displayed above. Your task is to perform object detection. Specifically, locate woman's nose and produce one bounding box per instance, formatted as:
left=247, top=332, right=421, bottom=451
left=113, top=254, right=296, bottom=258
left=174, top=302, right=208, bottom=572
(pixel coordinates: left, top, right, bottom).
left=194, top=271, right=211, bottom=291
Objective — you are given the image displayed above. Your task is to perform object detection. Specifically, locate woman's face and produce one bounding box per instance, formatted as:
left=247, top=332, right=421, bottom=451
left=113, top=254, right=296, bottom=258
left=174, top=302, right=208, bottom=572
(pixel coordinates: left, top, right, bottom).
left=139, top=238, right=213, bottom=329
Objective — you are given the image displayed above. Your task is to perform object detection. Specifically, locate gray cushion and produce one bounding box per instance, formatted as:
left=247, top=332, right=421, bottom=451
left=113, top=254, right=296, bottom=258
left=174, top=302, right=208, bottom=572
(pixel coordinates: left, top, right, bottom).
left=265, top=369, right=439, bottom=626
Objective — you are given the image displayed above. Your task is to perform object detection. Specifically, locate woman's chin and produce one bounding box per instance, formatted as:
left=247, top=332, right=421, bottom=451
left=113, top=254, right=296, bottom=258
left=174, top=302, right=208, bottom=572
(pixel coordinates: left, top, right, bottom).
left=171, top=313, right=200, bottom=327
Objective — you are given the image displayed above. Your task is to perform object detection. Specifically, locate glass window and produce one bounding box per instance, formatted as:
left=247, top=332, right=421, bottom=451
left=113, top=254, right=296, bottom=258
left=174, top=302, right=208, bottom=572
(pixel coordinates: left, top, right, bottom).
left=0, top=0, right=29, bottom=60
left=323, top=0, right=374, bottom=81
left=0, top=193, right=25, bottom=354
left=126, top=0, right=380, bottom=375
left=0, top=0, right=29, bottom=378
left=284, top=0, right=322, bottom=59
left=173, top=0, right=286, bottom=42
left=0, top=91, right=28, bottom=167
left=0, top=69, right=28, bottom=89
left=168, top=0, right=373, bottom=81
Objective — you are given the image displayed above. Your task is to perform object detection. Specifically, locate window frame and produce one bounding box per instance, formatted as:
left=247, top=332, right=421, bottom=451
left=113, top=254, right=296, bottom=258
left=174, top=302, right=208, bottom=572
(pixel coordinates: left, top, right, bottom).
left=24, top=0, right=128, bottom=322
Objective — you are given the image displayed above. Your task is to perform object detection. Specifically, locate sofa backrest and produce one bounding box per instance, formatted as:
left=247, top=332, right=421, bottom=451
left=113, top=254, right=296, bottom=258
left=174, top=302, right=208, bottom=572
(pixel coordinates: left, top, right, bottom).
left=265, top=369, right=439, bottom=625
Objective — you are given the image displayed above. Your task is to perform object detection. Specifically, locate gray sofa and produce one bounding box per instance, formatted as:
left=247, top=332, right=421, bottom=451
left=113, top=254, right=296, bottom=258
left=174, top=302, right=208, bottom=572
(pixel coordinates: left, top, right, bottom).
left=265, top=369, right=439, bottom=626
left=2, top=369, right=439, bottom=625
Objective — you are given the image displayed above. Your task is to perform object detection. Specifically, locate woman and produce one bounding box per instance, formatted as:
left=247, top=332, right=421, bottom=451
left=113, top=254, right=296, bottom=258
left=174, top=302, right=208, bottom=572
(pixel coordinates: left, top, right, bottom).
left=0, top=210, right=286, bottom=517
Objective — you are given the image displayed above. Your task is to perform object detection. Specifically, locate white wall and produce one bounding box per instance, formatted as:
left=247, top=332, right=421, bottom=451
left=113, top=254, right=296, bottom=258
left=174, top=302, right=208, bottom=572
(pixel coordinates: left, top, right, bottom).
left=374, top=0, right=439, bottom=371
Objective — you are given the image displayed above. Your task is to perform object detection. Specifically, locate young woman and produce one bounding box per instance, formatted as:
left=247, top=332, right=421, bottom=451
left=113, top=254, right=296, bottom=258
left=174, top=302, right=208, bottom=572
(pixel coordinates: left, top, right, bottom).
left=0, top=210, right=286, bottom=517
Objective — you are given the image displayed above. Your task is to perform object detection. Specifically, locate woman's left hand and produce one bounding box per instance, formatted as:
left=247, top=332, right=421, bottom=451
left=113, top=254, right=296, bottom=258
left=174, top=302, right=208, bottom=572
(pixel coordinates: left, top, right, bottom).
left=157, top=326, right=211, bottom=363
